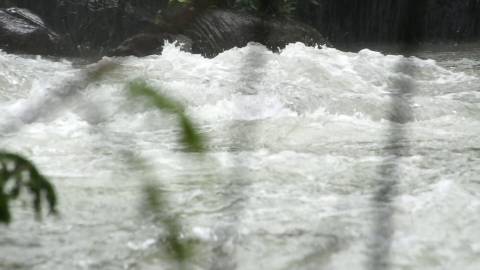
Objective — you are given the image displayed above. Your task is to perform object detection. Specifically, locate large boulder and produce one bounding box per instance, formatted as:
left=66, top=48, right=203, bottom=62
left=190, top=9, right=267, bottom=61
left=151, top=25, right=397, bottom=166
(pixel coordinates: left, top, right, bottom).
left=0, top=7, right=63, bottom=55
left=0, top=2, right=329, bottom=57
left=1, top=0, right=170, bottom=55
left=112, top=8, right=327, bottom=58
left=49, top=0, right=165, bottom=55
left=183, top=10, right=328, bottom=57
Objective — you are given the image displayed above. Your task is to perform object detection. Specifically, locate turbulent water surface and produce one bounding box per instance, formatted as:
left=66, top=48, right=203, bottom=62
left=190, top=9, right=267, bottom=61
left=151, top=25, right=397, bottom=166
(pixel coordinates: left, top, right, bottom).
left=0, top=43, right=479, bottom=270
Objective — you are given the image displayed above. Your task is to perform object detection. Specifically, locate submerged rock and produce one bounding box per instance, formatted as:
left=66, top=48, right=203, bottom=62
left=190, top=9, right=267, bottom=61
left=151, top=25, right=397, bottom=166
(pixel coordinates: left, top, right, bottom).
left=183, top=10, right=327, bottom=57
left=110, top=33, right=166, bottom=57
left=110, top=33, right=192, bottom=57
left=0, top=7, right=62, bottom=55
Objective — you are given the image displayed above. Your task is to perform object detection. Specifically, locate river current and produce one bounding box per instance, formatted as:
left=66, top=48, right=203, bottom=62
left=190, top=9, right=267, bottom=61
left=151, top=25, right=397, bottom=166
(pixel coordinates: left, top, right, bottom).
left=0, top=42, right=479, bottom=269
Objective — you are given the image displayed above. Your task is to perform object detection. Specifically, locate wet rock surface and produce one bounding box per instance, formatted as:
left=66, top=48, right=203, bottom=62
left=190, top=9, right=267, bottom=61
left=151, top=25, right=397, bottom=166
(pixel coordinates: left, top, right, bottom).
left=1, top=0, right=478, bottom=56
left=184, top=10, right=327, bottom=57
left=0, top=0, right=169, bottom=56
left=110, top=33, right=192, bottom=57
left=0, top=7, right=62, bottom=55
left=0, top=2, right=326, bottom=58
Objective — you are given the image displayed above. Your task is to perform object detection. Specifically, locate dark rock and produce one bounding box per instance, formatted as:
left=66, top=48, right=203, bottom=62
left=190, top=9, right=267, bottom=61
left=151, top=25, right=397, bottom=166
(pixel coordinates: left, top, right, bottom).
left=53, top=0, right=164, bottom=55
left=173, top=34, right=193, bottom=52
left=0, top=7, right=63, bottom=55
left=110, top=33, right=192, bottom=57
left=109, top=33, right=166, bottom=57
left=0, top=1, right=327, bottom=57
left=0, top=0, right=170, bottom=55
left=261, top=17, right=328, bottom=50
left=2, top=0, right=479, bottom=56
left=157, top=1, right=196, bottom=33
left=183, top=10, right=327, bottom=57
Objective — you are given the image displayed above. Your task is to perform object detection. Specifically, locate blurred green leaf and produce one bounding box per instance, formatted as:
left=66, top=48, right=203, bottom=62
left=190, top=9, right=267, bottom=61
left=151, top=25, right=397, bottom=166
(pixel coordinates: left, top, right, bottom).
left=127, top=80, right=206, bottom=267
left=0, top=152, right=57, bottom=224
left=88, top=62, right=119, bottom=81
left=128, top=80, right=205, bottom=152
left=179, top=115, right=205, bottom=152
left=136, top=160, right=194, bottom=267
left=129, top=80, right=183, bottom=114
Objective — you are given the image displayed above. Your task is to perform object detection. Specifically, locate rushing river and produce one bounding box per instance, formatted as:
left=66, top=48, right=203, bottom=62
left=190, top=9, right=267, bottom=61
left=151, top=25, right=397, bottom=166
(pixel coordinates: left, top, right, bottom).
left=0, top=42, right=479, bottom=270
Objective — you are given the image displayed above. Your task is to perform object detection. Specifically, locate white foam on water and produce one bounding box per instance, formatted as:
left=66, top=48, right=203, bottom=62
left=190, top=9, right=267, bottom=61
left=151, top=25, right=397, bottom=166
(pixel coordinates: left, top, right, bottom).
left=0, top=43, right=479, bottom=270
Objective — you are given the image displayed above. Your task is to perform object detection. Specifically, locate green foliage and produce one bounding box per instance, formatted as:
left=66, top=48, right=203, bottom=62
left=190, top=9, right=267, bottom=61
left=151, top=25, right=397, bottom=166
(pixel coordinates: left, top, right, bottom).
left=128, top=79, right=209, bottom=267
left=0, top=63, right=205, bottom=270
left=0, top=62, right=115, bottom=225
left=129, top=80, right=205, bottom=152
left=0, top=152, right=57, bottom=224
left=126, top=154, right=195, bottom=268
left=142, top=183, right=194, bottom=265
left=88, top=62, right=119, bottom=81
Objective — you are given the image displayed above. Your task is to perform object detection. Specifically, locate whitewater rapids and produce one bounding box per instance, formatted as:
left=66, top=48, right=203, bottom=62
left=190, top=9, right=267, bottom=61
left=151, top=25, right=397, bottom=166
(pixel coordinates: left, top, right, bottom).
left=0, top=42, right=479, bottom=269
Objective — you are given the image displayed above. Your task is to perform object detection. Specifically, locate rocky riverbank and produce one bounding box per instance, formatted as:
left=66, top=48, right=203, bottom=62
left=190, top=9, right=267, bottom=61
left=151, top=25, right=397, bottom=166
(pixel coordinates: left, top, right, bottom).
left=1, top=0, right=479, bottom=57
left=0, top=0, right=327, bottom=57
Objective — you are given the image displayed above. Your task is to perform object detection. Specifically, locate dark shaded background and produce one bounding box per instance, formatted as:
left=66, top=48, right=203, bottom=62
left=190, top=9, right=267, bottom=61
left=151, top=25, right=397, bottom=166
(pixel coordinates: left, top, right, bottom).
left=1, top=0, right=479, bottom=48
left=297, top=0, right=480, bottom=45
